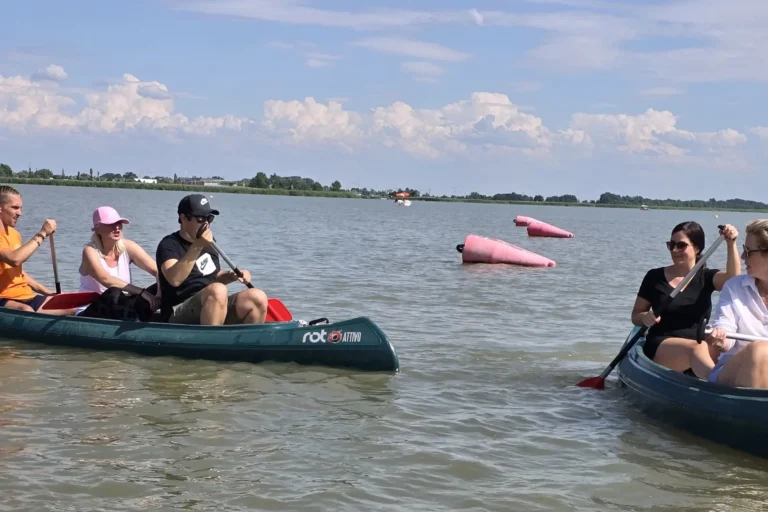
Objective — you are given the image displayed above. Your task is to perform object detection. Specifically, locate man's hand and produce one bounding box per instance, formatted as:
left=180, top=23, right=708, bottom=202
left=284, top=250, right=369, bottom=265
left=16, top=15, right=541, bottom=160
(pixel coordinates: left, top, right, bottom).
left=40, top=219, right=56, bottom=238
left=236, top=269, right=251, bottom=284
left=193, top=223, right=214, bottom=248
left=220, top=269, right=250, bottom=285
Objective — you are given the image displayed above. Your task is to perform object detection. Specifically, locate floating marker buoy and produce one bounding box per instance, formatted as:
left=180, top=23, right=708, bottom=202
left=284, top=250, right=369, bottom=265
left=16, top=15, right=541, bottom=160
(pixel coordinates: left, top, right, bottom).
left=458, top=234, right=556, bottom=267
left=514, top=216, right=538, bottom=227
left=527, top=221, right=574, bottom=238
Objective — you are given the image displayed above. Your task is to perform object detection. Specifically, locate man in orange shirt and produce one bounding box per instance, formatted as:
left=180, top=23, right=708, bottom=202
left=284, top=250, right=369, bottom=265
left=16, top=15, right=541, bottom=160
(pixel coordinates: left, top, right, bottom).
left=0, top=185, right=72, bottom=314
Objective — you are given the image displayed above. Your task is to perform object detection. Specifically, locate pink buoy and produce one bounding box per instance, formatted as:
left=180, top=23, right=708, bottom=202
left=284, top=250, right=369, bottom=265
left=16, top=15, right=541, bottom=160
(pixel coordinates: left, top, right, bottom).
left=514, top=215, right=537, bottom=227
left=456, top=234, right=556, bottom=267
left=527, top=221, right=574, bottom=238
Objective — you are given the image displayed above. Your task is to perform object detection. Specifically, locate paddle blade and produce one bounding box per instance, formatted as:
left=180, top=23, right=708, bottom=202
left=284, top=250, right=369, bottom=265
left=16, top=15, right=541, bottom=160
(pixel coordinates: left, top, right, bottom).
left=576, top=376, right=605, bottom=389
left=266, top=298, right=293, bottom=322
left=40, top=291, right=100, bottom=310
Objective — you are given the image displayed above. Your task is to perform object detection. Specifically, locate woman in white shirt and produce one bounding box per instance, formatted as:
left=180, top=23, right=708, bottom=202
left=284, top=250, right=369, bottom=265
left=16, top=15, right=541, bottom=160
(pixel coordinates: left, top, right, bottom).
left=78, top=206, right=161, bottom=314
left=705, top=219, right=768, bottom=387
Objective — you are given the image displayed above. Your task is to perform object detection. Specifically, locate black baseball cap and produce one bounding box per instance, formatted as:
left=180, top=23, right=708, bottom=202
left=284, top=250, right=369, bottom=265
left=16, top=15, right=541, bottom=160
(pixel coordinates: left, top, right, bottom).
left=177, top=194, right=220, bottom=217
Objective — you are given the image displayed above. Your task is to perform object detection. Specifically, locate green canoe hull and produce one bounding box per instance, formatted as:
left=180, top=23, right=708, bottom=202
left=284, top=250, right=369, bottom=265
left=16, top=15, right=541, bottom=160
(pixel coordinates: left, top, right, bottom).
left=0, top=309, right=399, bottom=372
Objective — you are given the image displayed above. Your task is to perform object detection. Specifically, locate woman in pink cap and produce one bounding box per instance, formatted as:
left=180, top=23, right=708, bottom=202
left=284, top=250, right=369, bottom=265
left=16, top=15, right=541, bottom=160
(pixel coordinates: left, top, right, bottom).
left=77, top=206, right=161, bottom=315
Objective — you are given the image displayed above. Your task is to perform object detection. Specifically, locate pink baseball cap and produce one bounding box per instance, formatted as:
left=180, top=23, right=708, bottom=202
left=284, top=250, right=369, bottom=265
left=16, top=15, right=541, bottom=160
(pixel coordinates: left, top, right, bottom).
left=92, top=206, right=129, bottom=229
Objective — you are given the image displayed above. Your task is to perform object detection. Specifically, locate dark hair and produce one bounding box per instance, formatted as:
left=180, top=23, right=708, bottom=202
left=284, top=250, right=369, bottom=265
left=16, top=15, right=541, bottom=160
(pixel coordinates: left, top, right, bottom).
left=672, top=221, right=705, bottom=261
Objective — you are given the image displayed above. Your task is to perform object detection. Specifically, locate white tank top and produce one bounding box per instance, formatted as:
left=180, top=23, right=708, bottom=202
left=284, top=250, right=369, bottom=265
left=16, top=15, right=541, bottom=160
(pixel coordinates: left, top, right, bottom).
left=79, top=249, right=132, bottom=295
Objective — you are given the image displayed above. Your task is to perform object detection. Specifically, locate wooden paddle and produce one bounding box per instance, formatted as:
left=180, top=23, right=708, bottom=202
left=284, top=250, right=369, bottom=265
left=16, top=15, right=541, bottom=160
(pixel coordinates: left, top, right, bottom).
left=49, top=233, right=62, bottom=295
left=576, top=226, right=726, bottom=390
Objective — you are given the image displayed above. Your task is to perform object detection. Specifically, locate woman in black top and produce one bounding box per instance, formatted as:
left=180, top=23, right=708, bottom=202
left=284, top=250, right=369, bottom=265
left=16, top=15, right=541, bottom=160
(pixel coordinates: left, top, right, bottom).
left=631, top=221, right=740, bottom=378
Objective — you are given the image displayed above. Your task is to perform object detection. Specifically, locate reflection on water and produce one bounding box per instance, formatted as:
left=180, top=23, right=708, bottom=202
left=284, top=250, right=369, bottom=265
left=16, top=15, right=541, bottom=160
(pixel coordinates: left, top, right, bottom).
left=0, top=186, right=766, bottom=510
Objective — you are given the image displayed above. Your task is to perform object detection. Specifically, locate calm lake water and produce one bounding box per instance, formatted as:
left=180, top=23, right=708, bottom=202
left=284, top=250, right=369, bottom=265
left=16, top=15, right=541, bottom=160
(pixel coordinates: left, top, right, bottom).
left=2, top=184, right=767, bottom=511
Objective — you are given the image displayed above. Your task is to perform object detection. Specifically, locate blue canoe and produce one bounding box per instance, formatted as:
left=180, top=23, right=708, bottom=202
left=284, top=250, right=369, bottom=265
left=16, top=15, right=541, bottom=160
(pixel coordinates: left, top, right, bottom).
left=0, top=308, right=399, bottom=372
left=617, top=326, right=768, bottom=458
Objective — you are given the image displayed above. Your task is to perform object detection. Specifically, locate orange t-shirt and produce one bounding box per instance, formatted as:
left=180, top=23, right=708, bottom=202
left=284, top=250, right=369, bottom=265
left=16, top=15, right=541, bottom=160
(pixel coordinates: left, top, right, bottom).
left=0, top=227, right=35, bottom=301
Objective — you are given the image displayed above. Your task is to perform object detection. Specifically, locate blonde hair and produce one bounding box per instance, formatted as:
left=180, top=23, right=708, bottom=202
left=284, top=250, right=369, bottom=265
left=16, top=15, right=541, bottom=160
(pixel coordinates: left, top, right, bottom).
left=0, top=185, right=20, bottom=206
left=746, top=219, right=768, bottom=251
left=87, top=232, right=127, bottom=258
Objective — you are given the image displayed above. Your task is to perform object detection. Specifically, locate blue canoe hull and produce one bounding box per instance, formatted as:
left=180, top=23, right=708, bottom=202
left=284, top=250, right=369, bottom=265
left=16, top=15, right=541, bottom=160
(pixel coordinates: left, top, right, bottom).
left=617, top=326, right=768, bottom=458
left=0, top=308, right=399, bottom=372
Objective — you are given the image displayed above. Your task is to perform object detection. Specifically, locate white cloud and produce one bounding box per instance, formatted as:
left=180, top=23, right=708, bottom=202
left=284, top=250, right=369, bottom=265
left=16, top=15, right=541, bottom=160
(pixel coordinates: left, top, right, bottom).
left=261, top=97, right=364, bottom=151
left=305, top=52, right=339, bottom=68
left=259, top=94, right=749, bottom=166
left=469, top=8, right=484, bottom=26
left=401, top=61, right=444, bottom=83
left=639, top=87, right=684, bottom=96
left=305, top=59, right=329, bottom=68
left=0, top=68, right=753, bottom=168
left=349, top=37, right=471, bottom=61
left=137, top=82, right=174, bottom=100
left=510, top=81, right=541, bottom=93
left=373, top=93, right=552, bottom=158
left=180, top=1, right=768, bottom=84
left=566, top=109, right=747, bottom=162
left=0, top=74, right=78, bottom=131
left=178, top=0, right=470, bottom=30
left=0, top=71, right=247, bottom=136
left=267, top=41, right=339, bottom=68
left=262, top=92, right=552, bottom=158
left=751, top=127, right=768, bottom=141
left=31, top=64, right=68, bottom=83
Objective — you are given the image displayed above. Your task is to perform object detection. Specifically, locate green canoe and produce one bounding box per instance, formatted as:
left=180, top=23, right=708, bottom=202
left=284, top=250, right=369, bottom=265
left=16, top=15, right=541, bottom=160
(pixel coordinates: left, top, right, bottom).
left=0, top=308, right=399, bottom=372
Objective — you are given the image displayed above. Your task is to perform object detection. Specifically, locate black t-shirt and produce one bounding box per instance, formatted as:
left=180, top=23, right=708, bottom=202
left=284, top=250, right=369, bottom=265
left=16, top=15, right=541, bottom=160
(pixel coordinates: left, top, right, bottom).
left=156, top=231, right=221, bottom=315
left=637, top=266, right=720, bottom=341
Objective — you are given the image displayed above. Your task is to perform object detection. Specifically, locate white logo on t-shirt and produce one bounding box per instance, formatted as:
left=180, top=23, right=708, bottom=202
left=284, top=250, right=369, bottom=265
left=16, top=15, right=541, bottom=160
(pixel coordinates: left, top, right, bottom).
left=196, top=253, right=216, bottom=276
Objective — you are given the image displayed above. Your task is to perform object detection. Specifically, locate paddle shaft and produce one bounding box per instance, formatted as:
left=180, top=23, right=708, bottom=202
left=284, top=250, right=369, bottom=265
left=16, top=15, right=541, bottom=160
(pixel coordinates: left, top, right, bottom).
left=591, top=231, right=727, bottom=383
left=194, top=223, right=253, bottom=289
left=49, top=234, right=61, bottom=295
left=209, top=240, right=254, bottom=289
left=705, top=327, right=768, bottom=343
left=200, top=229, right=292, bottom=321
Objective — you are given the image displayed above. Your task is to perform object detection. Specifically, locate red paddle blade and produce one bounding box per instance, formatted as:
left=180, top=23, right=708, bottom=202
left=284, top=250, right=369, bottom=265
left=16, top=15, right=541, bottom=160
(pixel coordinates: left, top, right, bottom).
left=266, top=298, right=292, bottom=322
left=40, top=292, right=100, bottom=310
left=576, top=376, right=605, bottom=389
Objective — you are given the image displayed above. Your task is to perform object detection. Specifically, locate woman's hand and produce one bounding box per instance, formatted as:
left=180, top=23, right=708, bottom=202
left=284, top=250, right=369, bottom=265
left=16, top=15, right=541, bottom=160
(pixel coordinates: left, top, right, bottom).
left=705, top=327, right=729, bottom=352
left=139, top=289, right=161, bottom=311
left=640, top=310, right=660, bottom=328
left=720, top=224, right=739, bottom=243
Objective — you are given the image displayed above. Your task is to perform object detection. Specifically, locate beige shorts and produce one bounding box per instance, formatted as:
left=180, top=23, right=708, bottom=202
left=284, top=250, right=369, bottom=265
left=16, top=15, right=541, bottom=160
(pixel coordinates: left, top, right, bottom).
left=168, top=288, right=242, bottom=325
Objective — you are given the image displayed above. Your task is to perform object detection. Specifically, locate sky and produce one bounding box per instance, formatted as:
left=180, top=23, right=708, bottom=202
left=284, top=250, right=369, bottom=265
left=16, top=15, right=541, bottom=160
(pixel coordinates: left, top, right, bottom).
left=1, top=0, right=767, bottom=200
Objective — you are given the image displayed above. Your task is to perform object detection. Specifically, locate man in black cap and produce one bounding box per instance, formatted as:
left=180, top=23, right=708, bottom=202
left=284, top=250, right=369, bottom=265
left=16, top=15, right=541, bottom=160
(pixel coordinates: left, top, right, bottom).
left=155, top=193, right=268, bottom=325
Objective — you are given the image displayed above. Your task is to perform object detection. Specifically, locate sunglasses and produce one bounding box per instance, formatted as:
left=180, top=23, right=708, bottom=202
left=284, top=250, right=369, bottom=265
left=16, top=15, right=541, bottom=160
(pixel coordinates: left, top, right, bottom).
left=666, top=240, right=690, bottom=251
left=185, top=214, right=214, bottom=224
left=742, top=245, right=766, bottom=257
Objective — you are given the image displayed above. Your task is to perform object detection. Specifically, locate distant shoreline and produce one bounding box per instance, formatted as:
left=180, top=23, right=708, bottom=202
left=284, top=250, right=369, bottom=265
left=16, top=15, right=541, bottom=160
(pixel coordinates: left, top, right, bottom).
left=3, top=177, right=767, bottom=213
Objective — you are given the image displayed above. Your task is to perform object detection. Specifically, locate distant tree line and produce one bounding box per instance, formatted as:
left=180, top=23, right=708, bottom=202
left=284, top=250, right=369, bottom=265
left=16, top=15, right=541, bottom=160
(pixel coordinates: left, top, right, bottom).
left=2, top=162, right=766, bottom=209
